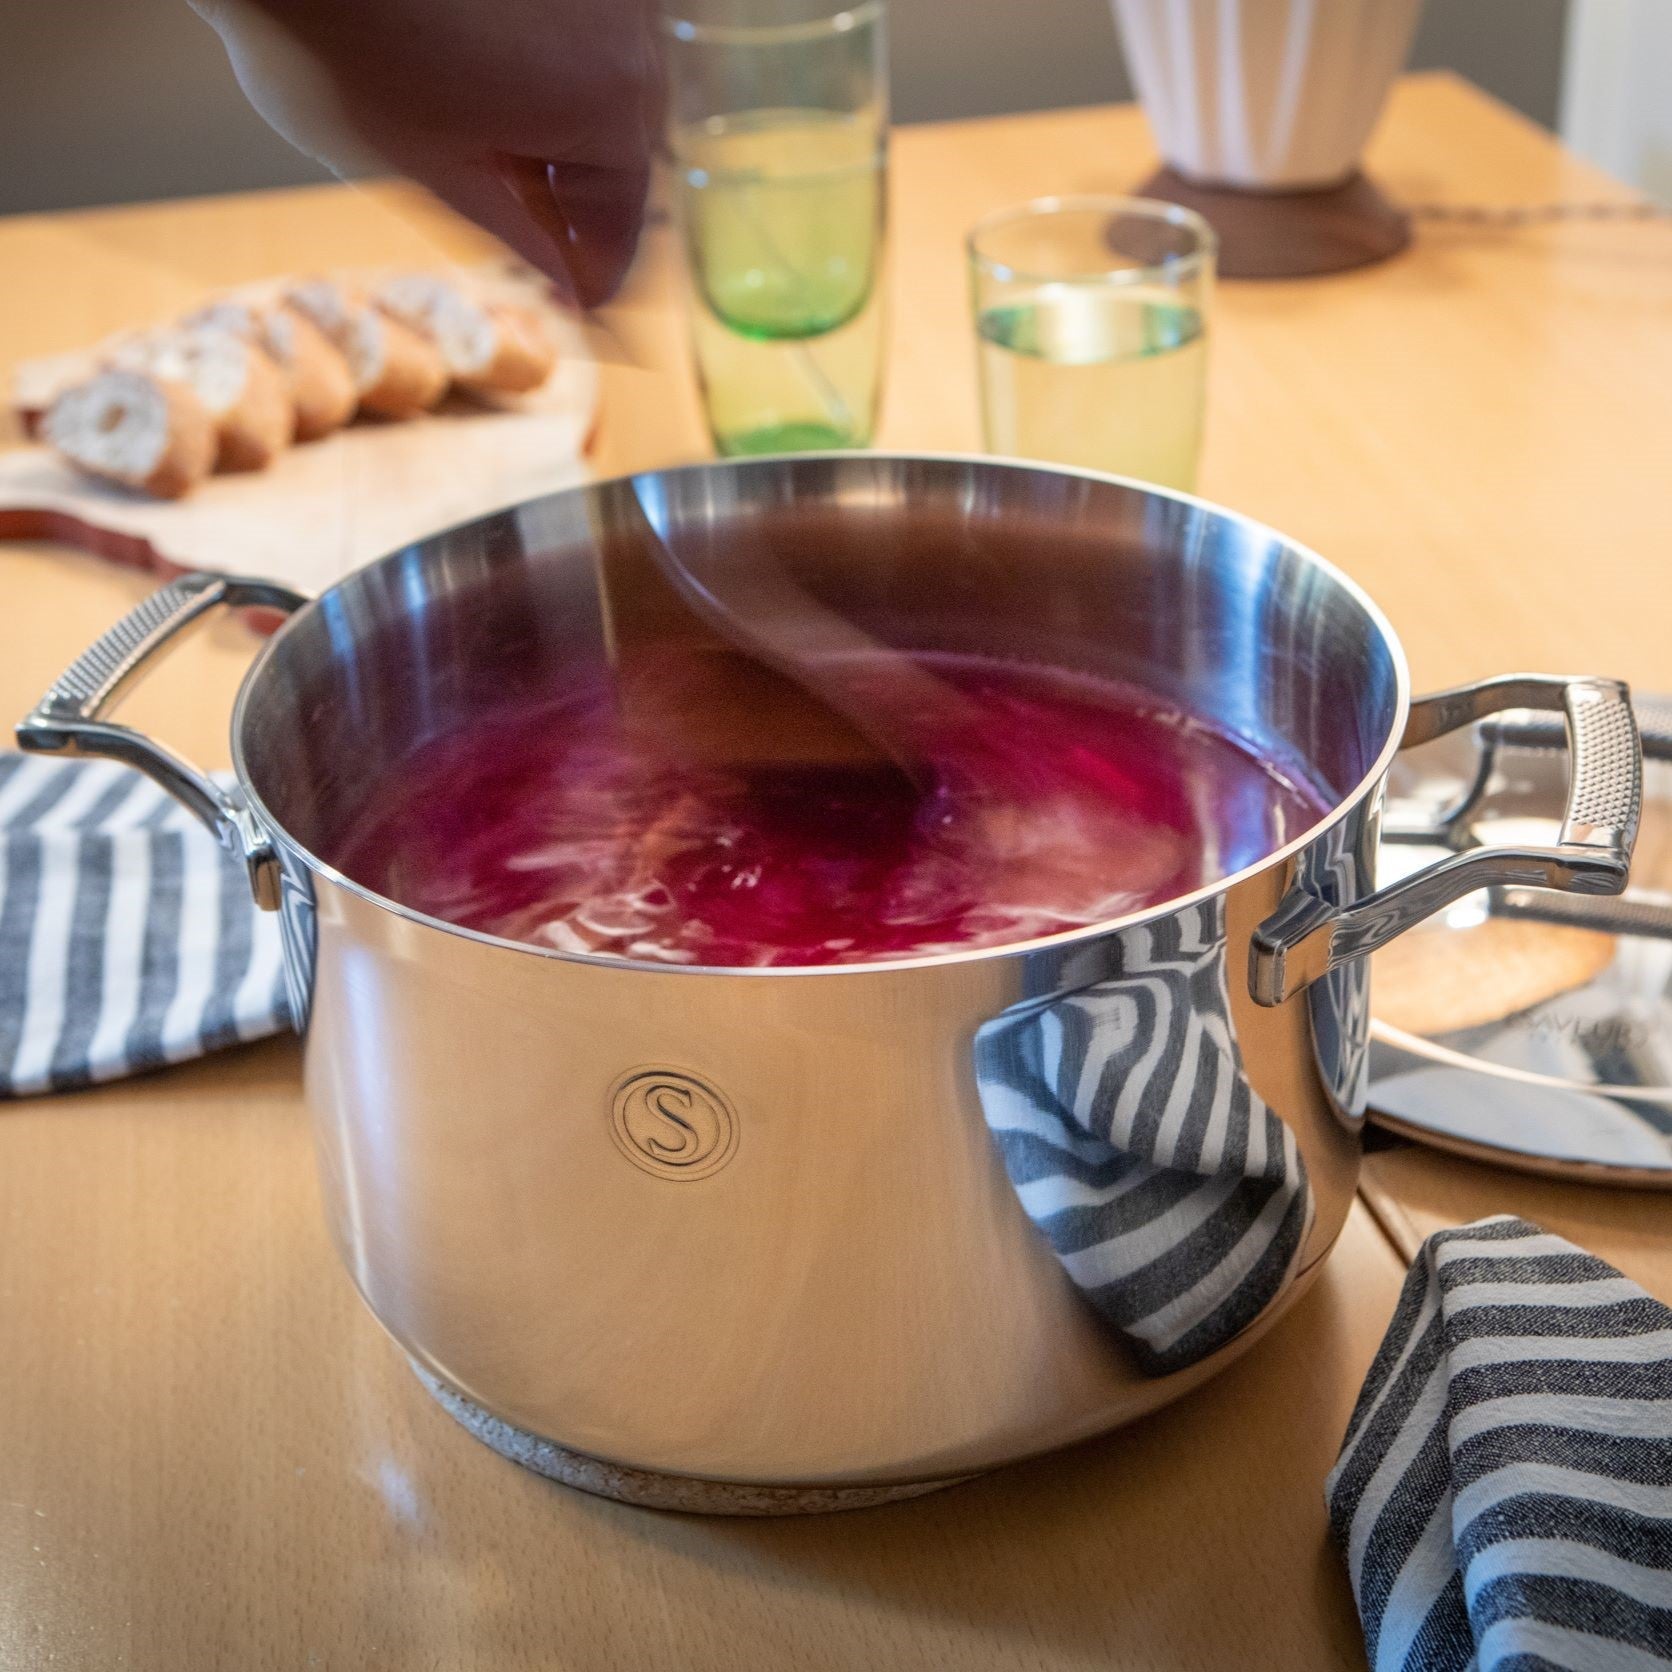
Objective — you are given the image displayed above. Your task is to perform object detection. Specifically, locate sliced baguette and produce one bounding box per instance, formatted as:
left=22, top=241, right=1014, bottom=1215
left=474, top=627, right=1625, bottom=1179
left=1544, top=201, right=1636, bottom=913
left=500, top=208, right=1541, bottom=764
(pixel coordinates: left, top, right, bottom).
left=43, top=368, right=216, bottom=499
left=377, top=273, right=556, bottom=395
left=189, top=298, right=357, bottom=440
left=115, top=325, right=295, bottom=472
left=286, top=278, right=449, bottom=418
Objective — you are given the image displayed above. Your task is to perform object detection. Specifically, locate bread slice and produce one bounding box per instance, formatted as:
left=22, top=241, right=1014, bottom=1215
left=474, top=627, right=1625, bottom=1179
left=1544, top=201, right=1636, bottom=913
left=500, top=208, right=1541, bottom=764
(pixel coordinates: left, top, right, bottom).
left=286, top=278, right=449, bottom=418
left=190, top=298, right=357, bottom=440
left=377, top=273, right=556, bottom=395
left=115, top=325, right=295, bottom=472
left=43, top=368, right=216, bottom=499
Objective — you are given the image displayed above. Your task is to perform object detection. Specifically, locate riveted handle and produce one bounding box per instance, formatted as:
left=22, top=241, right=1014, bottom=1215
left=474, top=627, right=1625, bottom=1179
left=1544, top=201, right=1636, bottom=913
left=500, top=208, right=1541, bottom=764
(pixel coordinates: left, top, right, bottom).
left=16, top=571, right=309, bottom=908
left=1250, top=674, right=1642, bottom=1006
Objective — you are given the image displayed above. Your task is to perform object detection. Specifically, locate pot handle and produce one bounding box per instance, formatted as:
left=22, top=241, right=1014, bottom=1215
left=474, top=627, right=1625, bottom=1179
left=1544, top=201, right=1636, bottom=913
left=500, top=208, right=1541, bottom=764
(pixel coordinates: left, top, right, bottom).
left=1249, top=674, right=1642, bottom=1006
left=15, top=570, right=309, bottom=909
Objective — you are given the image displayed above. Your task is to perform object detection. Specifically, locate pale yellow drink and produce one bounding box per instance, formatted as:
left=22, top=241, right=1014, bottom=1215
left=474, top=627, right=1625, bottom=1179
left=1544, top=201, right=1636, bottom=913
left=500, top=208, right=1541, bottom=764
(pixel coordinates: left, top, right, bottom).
left=976, top=284, right=1206, bottom=491
left=968, top=197, right=1215, bottom=492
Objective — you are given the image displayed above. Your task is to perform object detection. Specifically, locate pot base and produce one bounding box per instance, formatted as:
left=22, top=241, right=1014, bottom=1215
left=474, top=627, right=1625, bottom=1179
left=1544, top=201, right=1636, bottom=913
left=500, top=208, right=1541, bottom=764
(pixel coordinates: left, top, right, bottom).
left=413, top=1366, right=973, bottom=1515
left=1129, top=168, right=1411, bottom=279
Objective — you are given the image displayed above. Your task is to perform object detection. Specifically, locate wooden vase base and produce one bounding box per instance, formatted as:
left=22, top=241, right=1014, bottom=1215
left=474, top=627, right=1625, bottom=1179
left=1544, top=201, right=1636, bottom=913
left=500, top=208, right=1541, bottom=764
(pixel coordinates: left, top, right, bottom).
left=1131, top=167, right=1411, bottom=279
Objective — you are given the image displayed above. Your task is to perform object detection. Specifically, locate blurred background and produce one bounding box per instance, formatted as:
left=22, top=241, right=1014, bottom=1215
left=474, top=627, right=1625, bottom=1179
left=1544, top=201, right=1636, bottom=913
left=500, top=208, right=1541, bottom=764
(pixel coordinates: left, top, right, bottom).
left=1, top=0, right=1665, bottom=214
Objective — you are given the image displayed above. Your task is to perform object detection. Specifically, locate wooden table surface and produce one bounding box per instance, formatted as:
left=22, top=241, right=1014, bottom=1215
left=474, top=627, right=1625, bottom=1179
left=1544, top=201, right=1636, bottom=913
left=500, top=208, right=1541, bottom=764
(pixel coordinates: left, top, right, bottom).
left=1, top=73, right=1669, bottom=1671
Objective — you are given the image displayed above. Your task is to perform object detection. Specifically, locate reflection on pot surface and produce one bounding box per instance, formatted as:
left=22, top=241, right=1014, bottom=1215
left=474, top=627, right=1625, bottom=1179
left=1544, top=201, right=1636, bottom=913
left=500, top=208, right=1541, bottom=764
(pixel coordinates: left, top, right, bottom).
left=977, top=896, right=1313, bottom=1376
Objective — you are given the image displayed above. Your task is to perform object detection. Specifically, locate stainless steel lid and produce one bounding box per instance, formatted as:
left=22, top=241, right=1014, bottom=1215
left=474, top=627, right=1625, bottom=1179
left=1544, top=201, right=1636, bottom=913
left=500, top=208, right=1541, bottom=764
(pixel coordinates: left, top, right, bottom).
left=1368, top=697, right=1672, bottom=1186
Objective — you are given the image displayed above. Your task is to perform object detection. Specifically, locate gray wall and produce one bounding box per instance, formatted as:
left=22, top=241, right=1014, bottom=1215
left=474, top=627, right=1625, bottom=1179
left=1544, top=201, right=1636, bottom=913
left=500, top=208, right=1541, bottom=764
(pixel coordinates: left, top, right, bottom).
left=889, top=0, right=1571, bottom=123
left=0, top=0, right=1569, bottom=215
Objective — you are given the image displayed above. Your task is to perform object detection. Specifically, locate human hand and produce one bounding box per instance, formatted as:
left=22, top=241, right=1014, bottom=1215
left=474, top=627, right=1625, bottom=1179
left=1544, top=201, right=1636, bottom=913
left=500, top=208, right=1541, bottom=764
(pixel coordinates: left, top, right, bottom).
left=192, top=0, right=661, bottom=306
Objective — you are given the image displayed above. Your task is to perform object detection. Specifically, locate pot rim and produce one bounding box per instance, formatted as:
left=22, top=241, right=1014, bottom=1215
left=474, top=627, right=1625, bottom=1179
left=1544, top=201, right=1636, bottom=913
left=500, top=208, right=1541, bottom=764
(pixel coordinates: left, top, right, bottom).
left=230, top=452, right=1413, bottom=977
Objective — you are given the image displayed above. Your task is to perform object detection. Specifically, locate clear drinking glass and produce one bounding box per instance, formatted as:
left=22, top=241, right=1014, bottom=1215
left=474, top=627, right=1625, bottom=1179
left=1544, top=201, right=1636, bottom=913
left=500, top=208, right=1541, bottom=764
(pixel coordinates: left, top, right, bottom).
left=664, top=0, right=888, bottom=455
left=968, top=197, right=1216, bottom=491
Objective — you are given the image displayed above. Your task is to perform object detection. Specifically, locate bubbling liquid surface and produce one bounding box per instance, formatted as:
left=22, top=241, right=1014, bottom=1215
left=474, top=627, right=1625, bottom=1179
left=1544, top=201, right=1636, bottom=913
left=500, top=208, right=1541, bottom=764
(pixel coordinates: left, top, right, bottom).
left=338, top=654, right=1328, bottom=966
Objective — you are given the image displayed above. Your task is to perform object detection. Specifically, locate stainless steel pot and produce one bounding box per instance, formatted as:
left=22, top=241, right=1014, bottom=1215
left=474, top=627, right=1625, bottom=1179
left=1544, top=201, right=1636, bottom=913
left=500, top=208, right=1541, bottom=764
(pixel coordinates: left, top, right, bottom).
left=18, top=456, right=1642, bottom=1510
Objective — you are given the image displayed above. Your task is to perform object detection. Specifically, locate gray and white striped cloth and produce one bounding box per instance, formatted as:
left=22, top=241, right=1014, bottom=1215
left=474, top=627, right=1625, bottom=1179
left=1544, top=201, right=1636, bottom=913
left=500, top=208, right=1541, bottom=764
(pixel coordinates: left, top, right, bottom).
left=0, top=753, right=290, bottom=1098
left=1330, top=1215, right=1672, bottom=1671
left=975, top=899, right=1313, bottom=1375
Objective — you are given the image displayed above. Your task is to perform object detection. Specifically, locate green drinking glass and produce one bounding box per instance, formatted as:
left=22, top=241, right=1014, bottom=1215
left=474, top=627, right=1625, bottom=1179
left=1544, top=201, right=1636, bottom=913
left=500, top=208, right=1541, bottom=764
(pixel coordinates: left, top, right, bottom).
left=666, top=0, right=889, bottom=455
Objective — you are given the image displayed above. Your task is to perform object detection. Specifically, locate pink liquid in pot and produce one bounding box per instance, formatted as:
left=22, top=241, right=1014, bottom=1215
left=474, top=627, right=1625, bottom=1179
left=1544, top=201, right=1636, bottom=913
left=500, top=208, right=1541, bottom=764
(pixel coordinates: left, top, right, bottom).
left=337, top=654, right=1328, bottom=966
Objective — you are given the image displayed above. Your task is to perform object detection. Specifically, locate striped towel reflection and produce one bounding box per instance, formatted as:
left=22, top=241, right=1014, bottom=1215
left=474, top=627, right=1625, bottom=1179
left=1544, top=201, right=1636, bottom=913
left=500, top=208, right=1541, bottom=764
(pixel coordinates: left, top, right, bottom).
left=975, top=898, right=1313, bottom=1375
left=0, top=754, right=289, bottom=1098
left=1329, top=1216, right=1672, bottom=1671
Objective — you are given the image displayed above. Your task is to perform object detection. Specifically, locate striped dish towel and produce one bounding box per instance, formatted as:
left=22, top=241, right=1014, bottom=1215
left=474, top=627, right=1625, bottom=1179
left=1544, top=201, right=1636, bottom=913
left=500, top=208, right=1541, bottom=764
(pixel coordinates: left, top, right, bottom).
left=974, top=898, right=1313, bottom=1375
left=1329, top=1215, right=1672, bottom=1671
left=0, top=753, right=290, bottom=1098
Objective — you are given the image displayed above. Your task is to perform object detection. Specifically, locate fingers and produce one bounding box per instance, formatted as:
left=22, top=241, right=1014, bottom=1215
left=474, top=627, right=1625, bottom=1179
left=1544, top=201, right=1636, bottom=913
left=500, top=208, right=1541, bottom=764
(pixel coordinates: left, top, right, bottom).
left=498, top=156, right=653, bottom=308
left=418, top=154, right=649, bottom=307
left=413, top=155, right=586, bottom=301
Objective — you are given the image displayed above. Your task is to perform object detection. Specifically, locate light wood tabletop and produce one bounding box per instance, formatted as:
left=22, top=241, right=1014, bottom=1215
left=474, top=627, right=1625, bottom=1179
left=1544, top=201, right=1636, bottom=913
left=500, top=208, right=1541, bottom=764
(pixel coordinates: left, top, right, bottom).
left=1, top=73, right=1668, bottom=1671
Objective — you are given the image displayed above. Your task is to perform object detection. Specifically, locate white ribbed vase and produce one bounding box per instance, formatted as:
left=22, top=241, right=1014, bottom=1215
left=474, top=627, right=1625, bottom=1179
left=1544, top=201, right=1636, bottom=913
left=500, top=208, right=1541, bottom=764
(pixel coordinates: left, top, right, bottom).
left=1110, top=0, right=1425, bottom=189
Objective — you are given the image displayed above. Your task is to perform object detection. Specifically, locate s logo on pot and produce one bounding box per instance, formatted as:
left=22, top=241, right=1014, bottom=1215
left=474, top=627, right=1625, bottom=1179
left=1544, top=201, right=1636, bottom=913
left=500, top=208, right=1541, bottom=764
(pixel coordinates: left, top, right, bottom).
left=610, top=1068, right=738, bottom=1181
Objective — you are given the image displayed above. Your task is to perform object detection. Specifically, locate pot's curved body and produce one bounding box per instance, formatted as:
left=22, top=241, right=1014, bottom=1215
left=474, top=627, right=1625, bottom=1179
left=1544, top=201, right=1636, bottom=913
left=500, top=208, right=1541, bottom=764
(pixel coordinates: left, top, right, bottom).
left=281, top=828, right=1369, bottom=1487
left=21, top=456, right=1639, bottom=1501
